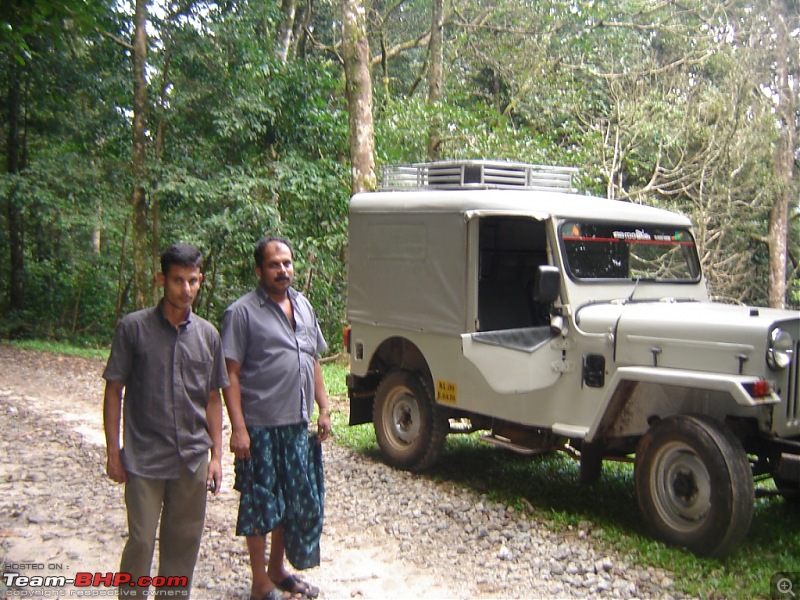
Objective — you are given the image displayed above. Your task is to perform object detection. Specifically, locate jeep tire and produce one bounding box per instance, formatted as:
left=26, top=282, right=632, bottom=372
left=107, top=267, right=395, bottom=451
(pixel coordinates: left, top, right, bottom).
left=634, top=414, right=754, bottom=557
left=373, top=369, right=447, bottom=472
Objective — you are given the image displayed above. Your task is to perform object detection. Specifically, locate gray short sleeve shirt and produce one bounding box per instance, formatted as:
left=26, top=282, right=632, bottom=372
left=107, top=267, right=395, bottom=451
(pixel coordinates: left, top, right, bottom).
left=103, top=303, right=229, bottom=478
left=221, top=286, right=327, bottom=427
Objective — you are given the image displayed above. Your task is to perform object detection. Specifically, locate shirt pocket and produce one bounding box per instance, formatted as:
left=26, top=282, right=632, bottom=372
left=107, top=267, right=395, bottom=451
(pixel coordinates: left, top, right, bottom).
left=182, top=357, right=212, bottom=402
left=294, top=309, right=317, bottom=356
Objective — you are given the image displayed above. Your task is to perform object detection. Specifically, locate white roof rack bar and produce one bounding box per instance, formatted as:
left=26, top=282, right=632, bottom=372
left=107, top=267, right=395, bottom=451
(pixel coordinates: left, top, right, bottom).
left=380, top=160, right=578, bottom=192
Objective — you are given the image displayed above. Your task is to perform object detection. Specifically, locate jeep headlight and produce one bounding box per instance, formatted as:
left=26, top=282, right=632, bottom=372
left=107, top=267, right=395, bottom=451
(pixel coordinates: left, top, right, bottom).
left=767, top=328, right=794, bottom=370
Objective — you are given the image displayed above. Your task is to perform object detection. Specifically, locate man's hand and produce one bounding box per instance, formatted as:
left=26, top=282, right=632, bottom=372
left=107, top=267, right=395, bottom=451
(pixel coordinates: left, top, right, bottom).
left=106, top=449, right=128, bottom=484
left=223, top=360, right=251, bottom=460
left=317, top=413, right=332, bottom=442
left=207, top=457, right=222, bottom=495
left=230, top=427, right=251, bottom=459
left=103, top=380, right=127, bottom=484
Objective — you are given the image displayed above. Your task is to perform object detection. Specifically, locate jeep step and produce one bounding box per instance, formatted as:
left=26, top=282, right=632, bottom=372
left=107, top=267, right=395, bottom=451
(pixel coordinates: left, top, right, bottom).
left=480, top=433, right=555, bottom=456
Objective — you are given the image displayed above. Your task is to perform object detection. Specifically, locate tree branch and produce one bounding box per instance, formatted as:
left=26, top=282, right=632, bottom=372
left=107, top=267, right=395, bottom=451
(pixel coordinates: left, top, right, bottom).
left=100, top=30, right=133, bottom=51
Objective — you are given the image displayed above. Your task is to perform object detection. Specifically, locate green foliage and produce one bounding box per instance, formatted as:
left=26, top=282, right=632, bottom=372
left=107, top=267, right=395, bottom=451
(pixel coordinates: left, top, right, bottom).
left=376, top=96, right=588, bottom=169
left=0, top=0, right=797, bottom=350
left=0, top=0, right=130, bottom=339
left=141, top=1, right=351, bottom=347
left=155, top=165, right=282, bottom=315
left=0, top=0, right=114, bottom=64
left=0, top=145, right=127, bottom=340
left=155, top=154, right=350, bottom=348
left=0, top=0, right=353, bottom=348
left=273, top=155, right=350, bottom=349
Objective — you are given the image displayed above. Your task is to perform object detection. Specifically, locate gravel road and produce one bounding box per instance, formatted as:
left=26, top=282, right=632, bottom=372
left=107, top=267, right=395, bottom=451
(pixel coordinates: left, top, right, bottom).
left=0, top=345, right=679, bottom=599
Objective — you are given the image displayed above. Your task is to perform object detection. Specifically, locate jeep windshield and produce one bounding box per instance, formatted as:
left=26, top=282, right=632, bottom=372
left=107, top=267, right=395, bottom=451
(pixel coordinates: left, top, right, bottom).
left=560, top=221, right=701, bottom=282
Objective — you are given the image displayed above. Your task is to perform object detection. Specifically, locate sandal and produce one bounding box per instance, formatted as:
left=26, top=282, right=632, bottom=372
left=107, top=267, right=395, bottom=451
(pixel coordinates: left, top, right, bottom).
left=272, top=574, right=320, bottom=599
left=250, top=588, right=304, bottom=600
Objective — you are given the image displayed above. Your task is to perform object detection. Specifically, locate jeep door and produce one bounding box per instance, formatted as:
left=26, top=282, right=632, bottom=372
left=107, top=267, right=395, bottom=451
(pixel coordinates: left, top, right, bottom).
left=461, top=215, right=563, bottom=394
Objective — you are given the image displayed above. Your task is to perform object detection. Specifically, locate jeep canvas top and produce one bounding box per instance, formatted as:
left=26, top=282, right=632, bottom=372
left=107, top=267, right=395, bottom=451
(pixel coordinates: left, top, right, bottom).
left=345, top=159, right=800, bottom=557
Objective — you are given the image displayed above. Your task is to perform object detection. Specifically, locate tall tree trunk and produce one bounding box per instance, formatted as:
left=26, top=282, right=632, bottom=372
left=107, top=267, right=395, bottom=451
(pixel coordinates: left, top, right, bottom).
left=4, top=60, right=25, bottom=311
left=276, top=0, right=297, bottom=62
left=426, top=0, right=444, bottom=161
left=130, top=0, right=149, bottom=310
left=343, top=0, right=376, bottom=194
left=767, top=0, right=796, bottom=309
left=293, top=0, right=311, bottom=58
left=380, top=35, right=391, bottom=102
left=151, top=42, right=173, bottom=304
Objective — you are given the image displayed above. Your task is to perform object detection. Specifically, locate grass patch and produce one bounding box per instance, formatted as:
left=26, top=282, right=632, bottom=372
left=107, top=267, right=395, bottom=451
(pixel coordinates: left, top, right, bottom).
left=327, top=411, right=800, bottom=599
left=321, top=360, right=348, bottom=397
left=320, top=361, right=379, bottom=453
left=2, top=338, right=110, bottom=360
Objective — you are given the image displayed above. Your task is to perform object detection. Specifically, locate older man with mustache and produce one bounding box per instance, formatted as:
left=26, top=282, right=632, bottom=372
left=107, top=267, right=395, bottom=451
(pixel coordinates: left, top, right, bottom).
left=221, top=236, right=331, bottom=600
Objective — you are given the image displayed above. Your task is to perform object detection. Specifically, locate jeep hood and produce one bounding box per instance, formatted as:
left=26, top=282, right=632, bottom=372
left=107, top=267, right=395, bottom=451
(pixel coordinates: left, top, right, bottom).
left=576, top=301, right=799, bottom=376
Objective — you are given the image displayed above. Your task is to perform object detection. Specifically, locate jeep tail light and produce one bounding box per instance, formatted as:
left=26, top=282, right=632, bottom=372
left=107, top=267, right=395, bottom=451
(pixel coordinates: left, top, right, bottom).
left=744, top=379, right=772, bottom=398
left=343, top=326, right=351, bottom=354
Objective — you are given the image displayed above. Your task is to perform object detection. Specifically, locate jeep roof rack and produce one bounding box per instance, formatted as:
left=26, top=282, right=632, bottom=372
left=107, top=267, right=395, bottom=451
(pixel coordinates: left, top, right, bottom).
left=380, top=160, right=579, bottom=192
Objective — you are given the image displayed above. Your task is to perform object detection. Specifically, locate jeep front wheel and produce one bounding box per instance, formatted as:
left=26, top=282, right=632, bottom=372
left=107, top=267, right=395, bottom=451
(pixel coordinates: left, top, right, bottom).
left=373, top=369, right=447, bottom=472
left=634, top=414, right=754, bottom=557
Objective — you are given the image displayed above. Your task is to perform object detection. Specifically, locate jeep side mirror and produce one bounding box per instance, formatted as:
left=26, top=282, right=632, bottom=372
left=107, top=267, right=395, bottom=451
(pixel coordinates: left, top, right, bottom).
left=533, top=265, right=561, bottom=304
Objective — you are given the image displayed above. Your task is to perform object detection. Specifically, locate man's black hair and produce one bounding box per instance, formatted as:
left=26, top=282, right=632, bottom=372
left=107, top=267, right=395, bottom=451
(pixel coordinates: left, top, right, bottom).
left=161, top=243, right=203, bottom=274
left=254, top=236, right=294, bottom=268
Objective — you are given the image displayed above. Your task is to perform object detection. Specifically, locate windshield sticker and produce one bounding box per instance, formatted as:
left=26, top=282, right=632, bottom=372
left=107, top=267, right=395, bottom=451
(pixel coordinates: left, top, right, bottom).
left=562, top=224, right=693, bottom=245
left=613, top=229, right=651, bottom=241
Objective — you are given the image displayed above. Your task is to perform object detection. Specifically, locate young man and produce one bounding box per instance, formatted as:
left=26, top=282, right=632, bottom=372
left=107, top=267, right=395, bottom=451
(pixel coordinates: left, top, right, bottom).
left=103, top=243, right=228, bottom=598
left=222, top=236, right=331, bottom=600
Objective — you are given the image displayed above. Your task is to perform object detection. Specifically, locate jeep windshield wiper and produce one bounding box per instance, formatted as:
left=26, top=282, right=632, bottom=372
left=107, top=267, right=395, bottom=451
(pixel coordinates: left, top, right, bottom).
left=624, top=277, right=641, bottom=304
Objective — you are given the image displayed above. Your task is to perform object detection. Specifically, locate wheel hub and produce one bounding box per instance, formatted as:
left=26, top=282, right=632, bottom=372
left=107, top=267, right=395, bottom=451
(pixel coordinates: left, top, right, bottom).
left=671, top=469, right=699, bottom=504
left=388, top=390, right=420, bottom=444
left=653, top=443, right=712, bottom=527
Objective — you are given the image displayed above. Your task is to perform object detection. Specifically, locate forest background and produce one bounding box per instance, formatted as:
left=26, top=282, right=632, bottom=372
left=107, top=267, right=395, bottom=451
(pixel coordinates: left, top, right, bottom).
left=1, top=0, right=798, bottom=352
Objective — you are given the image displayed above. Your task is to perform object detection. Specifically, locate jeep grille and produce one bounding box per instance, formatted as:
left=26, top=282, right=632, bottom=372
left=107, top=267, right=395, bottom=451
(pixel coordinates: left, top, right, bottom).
left=788, top=340, right=800, bottom=423
left=380, top=160, right=578, bottom=192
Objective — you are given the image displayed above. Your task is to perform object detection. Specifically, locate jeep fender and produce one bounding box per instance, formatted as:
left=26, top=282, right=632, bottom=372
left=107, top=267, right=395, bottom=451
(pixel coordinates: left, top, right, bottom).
left=585, top=366, right=779, bottom=443
left=348, top=335, right=432, bottom=426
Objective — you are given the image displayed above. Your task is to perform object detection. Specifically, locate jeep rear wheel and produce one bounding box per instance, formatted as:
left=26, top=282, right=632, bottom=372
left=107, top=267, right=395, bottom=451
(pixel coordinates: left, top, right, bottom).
left=373, top=369, right=447, bottom=472
left=634, top=414, right=754, bottom=557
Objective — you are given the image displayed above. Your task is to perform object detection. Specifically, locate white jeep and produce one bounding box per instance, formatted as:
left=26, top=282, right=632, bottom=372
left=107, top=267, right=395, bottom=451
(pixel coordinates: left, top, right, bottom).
left=344, top=160, right=799, bottom=557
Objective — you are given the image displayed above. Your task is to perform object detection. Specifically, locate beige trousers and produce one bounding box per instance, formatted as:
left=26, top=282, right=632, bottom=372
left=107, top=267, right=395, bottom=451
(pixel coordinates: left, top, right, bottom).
left=119, top=456, right=208, bottom=599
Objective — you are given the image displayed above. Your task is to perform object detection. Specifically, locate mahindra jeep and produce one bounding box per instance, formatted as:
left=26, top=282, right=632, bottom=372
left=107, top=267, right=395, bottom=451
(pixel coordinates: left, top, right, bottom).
left=344, top=160, right=799, bottom=557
